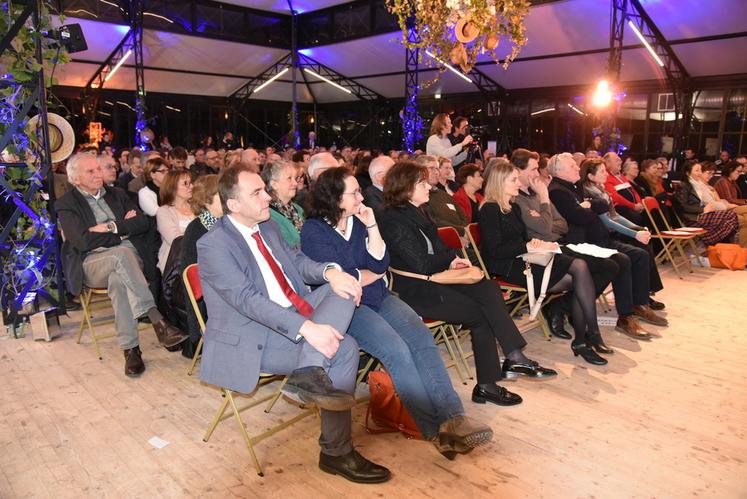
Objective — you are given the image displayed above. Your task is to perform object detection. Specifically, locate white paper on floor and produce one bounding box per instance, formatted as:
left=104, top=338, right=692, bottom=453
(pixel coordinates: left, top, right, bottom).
left=148, top=436, right=170, bottom=449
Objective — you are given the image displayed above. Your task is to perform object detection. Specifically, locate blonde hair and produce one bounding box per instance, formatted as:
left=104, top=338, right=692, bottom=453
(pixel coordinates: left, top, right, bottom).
left=429, top=113, right=450, bottom=137
left=482, top=160, right=516, bottom=213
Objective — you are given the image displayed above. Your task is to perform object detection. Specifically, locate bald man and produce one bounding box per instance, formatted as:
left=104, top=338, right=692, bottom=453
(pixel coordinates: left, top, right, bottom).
left=363, top=155, right=394, bottom=215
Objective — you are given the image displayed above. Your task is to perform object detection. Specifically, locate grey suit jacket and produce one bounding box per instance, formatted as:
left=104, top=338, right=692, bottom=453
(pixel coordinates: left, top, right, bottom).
left=197, top=216, right=331, bottom=394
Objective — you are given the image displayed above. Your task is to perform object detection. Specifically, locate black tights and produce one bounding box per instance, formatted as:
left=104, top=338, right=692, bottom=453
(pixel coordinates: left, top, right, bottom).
left=547, top=258, right=600, bottom=345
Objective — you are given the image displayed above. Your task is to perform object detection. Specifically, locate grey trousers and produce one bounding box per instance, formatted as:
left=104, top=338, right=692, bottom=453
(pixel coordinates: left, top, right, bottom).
left=82, top=243, right=155, bottom=350
left=259, top=284, right=358, bottom=457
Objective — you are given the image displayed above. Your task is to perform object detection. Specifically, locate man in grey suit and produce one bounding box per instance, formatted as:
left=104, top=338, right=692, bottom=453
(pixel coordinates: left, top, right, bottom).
left=197, top=164, right=390, bottom=483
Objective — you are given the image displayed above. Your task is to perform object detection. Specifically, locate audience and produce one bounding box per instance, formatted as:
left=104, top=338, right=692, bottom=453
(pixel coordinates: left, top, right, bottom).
left=602, top=152, right=645, bottom=225
left=452, top=163, right=484, bottom=224
left=417, top=154, right=469, bottom=237
left=262, top=159, right=304, bottom=247
left=138, top=157, right=170, bottom=216
left=362, top=155, right=394, bottom=215
left=156, top=170, right=195, bottom=272
left=301, top=167, right=493, bottom=458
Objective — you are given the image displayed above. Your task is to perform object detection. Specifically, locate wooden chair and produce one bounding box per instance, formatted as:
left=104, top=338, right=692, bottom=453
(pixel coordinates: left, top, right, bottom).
left=77, top=286, right=150, bottom=360
left=183, top=263, right=315, bottom=477
left=642, top=197, right=703, bottom=278
left=465, top=223, right=554, bottom=340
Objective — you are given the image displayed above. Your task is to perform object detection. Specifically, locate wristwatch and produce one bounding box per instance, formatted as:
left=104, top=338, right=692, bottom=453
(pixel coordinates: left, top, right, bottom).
left=106, top=221, right=116, bottom=233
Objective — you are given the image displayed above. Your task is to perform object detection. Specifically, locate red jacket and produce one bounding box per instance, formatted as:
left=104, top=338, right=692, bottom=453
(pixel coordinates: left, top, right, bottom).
left=452, top=187, right=484, bottom=223
left=604, top=173, right=641, bottom=209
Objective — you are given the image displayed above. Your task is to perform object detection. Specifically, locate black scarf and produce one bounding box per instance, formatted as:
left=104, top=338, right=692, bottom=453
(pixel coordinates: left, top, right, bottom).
left=146, top=180, right=161, bottom=205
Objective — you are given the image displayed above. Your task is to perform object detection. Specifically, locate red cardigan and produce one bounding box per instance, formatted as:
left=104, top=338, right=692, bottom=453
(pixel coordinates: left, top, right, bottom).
left=452, top=187, right=484, bottom=223
left=604, top=173, right=641, bottom=209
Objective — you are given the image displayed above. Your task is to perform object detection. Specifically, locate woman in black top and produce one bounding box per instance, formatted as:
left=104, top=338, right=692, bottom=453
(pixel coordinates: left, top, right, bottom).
left=479, top=162, right=610, bottom=365
left=379, top=162, right=556, bottom=408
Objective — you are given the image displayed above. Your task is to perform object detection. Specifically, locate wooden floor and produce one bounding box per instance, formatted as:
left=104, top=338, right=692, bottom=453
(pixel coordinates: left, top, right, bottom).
left=1, top=265, right=746, bottom=498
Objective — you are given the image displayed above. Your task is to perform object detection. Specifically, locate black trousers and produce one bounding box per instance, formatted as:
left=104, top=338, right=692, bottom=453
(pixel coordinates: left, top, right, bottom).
left=606, top=240, right=651, bottom=316
left=613, top=234, right=664, bottom=293
left=410, top=279, right=527, bottom=385
left=562, top=247, right=618, bottom=295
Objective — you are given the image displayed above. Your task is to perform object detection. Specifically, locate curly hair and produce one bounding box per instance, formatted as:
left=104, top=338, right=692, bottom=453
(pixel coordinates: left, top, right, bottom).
left=306, top=166, right=349, bottom=226
left=383, top=161, right=428, bottom=208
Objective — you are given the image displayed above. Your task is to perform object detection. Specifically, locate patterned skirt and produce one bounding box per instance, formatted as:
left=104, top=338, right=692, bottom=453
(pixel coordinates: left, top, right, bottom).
left=694, top=210, right=739, bottom=246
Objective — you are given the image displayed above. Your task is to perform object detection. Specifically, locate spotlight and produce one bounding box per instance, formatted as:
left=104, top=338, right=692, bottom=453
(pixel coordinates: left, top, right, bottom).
left=592, top=80, right=613, bottom=108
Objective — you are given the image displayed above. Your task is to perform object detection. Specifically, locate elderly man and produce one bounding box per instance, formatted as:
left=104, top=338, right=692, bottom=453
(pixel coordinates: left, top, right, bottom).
left=240, top=148, right=260, bottom=173
left=602, top=152, right=644, bottom=225
left=197, top=164, right=390, bottom=483
left=307, top=152, right=339, bottom=181
left=417, top=154, right=469, bottom=236
left=363, top=155, right=394, bottom=215
left=57, top=154, right=188, bottom=377
left=547, top=153, right=667, bottom=340
left=98, top=154, right=118, bottom=187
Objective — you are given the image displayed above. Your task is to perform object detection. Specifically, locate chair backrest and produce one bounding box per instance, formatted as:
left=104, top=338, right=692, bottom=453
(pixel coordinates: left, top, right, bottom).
left=465, top=223, right=490, bottom=276
left=436, top=226, right=469, bottom=259
left=182, top=263, right=206, bottom=333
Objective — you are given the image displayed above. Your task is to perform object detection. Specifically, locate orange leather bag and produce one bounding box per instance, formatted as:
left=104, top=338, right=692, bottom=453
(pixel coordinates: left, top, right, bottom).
left=365, top=370, right=423, bottom=440
left=707, top=243, right=747, bottom=270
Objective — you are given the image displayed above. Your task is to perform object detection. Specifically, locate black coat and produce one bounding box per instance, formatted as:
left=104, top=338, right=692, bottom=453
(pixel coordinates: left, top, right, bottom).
left=478, top=202, right=529, bottom=277
left=674, top=181, right=703, bottom=223
left=379, top=203, right=457, bottom=309
left=56, top=186, right=156, bottom=295
left=548, top=177, right=610, bottom=246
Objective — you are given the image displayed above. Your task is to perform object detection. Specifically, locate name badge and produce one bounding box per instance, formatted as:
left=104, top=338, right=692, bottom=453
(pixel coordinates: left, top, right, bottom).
left=446, top=203, right=456, bottom=211
left=614, top=182, right=632, bottom=191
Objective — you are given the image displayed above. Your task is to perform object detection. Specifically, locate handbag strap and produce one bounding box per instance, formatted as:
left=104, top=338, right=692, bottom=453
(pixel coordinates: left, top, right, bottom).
left=389, top=267, right=431, bottom=281
left=525, top=255, right=555, bottom=320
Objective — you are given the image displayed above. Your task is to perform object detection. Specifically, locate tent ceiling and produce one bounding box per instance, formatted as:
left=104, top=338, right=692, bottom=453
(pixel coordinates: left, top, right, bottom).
left=56, top=0, right=747, bottom=102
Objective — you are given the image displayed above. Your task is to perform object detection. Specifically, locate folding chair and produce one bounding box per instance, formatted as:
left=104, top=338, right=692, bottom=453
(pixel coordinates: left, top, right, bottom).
left=465, top=223, right=554, bottom=340
left=183, top=263, right=315, bottom=476
left=77, top=286, right=150, bottom=360
left=642, top=197, right=702, bottom=278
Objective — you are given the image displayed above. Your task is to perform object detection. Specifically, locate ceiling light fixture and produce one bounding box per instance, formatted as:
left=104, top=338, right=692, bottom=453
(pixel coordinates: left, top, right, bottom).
left=531, top=107, right=555, bottom=116
left=424, top=49, right=473, bottom=84
left=627, top=20, right=664, bottom=67
left=104, top=49, right=132, bottom=83
left=591, top=80, right=613, bottom=108
left=303, top=68, right=352, bottom=94
left=254, top=67, right=289, bottom=93
left=567, top=103, right=585, bottom=115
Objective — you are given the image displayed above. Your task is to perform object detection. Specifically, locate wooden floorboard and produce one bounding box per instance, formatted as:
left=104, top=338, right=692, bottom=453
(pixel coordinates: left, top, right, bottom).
left=0, top=266, right=745, bottom=498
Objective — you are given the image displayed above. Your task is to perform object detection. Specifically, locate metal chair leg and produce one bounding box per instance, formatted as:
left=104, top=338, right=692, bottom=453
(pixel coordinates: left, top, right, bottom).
left=187, top=336, right=203, bottom=376
left=203, top=390, right=231, bottom=443
left=226, top=390, right=264, bottom=477
left=264, top=377, right=288, bottom=414
left=447, top=324, right=473, bottom=380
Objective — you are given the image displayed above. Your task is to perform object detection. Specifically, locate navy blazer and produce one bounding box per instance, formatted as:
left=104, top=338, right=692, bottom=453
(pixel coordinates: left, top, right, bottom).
left=196, top=216, right=332, bottom=394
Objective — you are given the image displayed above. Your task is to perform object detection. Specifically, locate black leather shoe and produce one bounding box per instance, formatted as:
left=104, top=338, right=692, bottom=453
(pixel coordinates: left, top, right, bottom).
left=545, top=305, right=572, bottom=339
left=319, top=450, right=391, bottom=484
left=124, top=346, right=145, bottom=377
left=649, top=298, right=666, bottom=311
left=152, top=319, right=189, bottom=348
left=471, top=384, right=523, bottom=406
left=283, top=366, right=356, bottom=411
left=586, top=334, right=614, bottom=355
left=502, top=359, right=558, bottom=379
left=571, top=343, right=608, bottom=365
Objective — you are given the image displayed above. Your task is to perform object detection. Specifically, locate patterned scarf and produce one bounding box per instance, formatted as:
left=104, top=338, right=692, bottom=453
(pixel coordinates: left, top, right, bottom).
left=271, top=199, right=304, bottom=232
left=199, top=209, right=218, bottom=231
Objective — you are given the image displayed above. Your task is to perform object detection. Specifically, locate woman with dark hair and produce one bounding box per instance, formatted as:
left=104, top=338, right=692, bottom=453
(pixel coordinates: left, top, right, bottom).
left=379, top=162, right=556, bottom=408
left=301, top=167, right=493, bottom=458
left=480, top=161, right=611, bottom=364
left=675, top=161, right=739, bottom=246
left=138, top=157, right=170, bottom=216
left=261, top=159, right=304, bottom=247
left=714, top=161, right=746, bottom=205
left=180, top=174, right=222, bottom=357
left=452, top=163, right=484, bottom=223
left=156, top=170, right=195, bottom=272
left=354, top=154, right=373, bottom=192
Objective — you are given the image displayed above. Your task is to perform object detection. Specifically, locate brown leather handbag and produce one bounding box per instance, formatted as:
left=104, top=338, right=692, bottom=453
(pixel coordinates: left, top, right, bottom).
left=365, top=370, right=423, bottom=440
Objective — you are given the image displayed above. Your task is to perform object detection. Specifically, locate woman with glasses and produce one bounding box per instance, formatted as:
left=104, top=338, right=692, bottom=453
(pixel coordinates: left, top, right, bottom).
left=300, top=167, right=493, bottom=459
left=156, top=170, right=195, bottom=272
left=138, top=157, right=170, bottom=216
left=261, top=159, right=305, bottom=247
left=379, top=162, right=556, bottom=409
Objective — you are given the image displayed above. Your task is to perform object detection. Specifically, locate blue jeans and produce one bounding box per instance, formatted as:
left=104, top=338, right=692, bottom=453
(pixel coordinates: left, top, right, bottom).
left=348, top=293, right=464, bottom=438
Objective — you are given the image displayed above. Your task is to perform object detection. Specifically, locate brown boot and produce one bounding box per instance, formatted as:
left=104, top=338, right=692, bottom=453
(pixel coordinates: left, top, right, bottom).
left=632, top=305, right=668, bottom=326
left=434, top=415, right=493, bottom=460
left=124, top=346, right=145, bottom=377
left=615, top=315, right=652, bottom=341
left=152, top=319, right=189, bottom=348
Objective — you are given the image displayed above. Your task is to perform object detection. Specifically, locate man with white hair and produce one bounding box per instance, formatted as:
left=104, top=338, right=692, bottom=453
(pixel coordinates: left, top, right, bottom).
left=57, top=153, right=188, bottom=377
left=547, top=153, right=667, bottom=340
left=307, top=152, right=339, bottom=181
left=417, top=155, right=469, bottom=236
left=240, top=148, right=260, bottom=173
left=363, top=155, right=394, bottom=215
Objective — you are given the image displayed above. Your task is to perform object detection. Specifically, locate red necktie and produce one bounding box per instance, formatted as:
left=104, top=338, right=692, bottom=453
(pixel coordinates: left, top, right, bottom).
left=251, top=231, right=315, bottom=318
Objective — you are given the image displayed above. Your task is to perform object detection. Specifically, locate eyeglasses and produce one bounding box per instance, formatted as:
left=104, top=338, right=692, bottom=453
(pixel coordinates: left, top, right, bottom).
left=154, top=168, right=169, bottom=174
left=342, top=189, right=363, bottom=197
left=416, top=180, right=430, bottom=188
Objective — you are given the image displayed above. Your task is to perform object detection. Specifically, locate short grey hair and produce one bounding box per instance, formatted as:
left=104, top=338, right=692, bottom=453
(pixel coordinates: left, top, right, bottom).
left=66, top=152, right=97, bottom=184
left=368, top=155, right=394, bottom=184
left=548, top=152, right=574, bottom=177
left=307, top=152, right=338, bottom=180
left=260, top=159, right=293, bottom=198
left=414, top=154, right=437, bottom=167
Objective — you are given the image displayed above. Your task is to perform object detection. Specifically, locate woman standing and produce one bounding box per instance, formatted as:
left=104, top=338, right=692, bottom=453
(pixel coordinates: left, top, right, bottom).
left=479, top=162, right=610, bottom=365
left=379, top=162, right=556, bottom=408
left=138, top=157, right=170, bottom=216
left=261, top=160, right=304, bottom=247
left=425, top=113, right=473, bottom=165
left=156, top=170, right=195, bottom=272
left=452, top=163, right=484, bottom=223
left=301, top=167, right=493, bottom=458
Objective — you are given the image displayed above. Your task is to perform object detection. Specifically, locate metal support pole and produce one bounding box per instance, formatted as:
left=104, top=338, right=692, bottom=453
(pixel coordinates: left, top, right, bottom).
left=289, top=4, right=300, bottom=149
left=130, top=0, right=147, bottom=150
left=402, top=17, right=422, bottom=153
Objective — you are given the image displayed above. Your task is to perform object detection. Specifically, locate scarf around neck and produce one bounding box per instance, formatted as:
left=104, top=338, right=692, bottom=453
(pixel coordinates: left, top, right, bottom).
left=199, top=209, right=218, bottom=231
